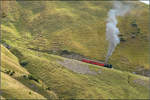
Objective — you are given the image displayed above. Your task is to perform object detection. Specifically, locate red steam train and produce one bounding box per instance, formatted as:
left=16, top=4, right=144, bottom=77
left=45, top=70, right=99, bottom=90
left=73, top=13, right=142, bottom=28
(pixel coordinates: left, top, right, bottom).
left=81, top=59, right=112, bottom=68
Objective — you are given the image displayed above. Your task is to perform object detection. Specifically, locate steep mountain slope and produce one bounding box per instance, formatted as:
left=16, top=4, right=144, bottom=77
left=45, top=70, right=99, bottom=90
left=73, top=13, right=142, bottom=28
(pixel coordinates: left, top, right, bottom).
left=1, top=45, right=57, bottom=99
left=1, top=73, right=45, bottom=99
left=1, top=45, right=149, bottom=99
left=1, top=0, right=149, bottom=99
left=1, top=1, right=149, bottom=74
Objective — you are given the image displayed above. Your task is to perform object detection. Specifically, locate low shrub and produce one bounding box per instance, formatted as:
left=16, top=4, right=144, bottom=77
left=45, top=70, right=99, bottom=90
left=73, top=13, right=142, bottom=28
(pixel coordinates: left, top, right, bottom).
left=131, top=20, right=137, bottom=27
left=10, top=71, right=15, bottom=76
left=29, top=91, right=32, bottom=95
left=28, top=74, right=39, bottom=83
left=20, top=61, right=28, bottom=67
left=4, top=70, right=15, bottom=76
left=2, top=12, right=7, bottom=18
left=23, top=75, right=28, bottom=78
left=60, top=50, right=70, bottom=55
left=120, top=37, right=126, bottom=42
left=46, top=87, right=51, bottom=90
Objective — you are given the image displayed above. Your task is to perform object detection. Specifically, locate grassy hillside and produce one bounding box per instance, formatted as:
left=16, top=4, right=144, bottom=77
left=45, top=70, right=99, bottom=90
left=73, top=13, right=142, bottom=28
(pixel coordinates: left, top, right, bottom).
left=1, top=73, right=45, bottom=99
left=1, top=45, right=58, bottom=99
left=1, top=0, right=149, bottom=99
left=1, top=1, right=149, bottom=74
left=1, top=44, right=149, bottom=99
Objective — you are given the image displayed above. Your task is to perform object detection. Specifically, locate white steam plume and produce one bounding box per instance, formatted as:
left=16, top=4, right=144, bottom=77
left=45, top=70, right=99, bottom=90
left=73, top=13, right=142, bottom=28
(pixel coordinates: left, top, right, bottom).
left=105, top=1, right=130, bottom=63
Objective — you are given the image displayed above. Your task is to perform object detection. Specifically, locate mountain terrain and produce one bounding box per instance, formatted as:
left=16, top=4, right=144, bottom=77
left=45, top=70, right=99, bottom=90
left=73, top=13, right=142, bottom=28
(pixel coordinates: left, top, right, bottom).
left=1, top=1, right=149, bottom=99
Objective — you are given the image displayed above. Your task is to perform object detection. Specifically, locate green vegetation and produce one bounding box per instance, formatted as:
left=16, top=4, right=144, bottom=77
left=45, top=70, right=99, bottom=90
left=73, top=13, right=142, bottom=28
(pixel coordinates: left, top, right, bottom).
left=1, top=45, right=149, bottom=99
left=3, top=69, right=15, bottom=76
left=27, top=74, right=40, bottom=83
left=1, top=1, right=149, bottom=99
left=1, top=45, right=58, bottom=99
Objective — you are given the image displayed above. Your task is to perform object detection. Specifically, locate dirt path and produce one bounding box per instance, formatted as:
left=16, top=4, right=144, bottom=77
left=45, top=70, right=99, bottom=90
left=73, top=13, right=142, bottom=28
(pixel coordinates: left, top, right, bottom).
left=57, top=59, right=97, bottom=75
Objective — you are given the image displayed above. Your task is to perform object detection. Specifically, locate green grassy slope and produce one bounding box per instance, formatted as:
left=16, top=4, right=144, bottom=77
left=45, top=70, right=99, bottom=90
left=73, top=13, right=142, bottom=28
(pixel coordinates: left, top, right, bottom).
left=2, top=45, right=149, bottom=99
left=1, top=0, right=149, bottom=99
left=1, top=73, right=45, bottom=99
left=1, top=45, right=58, bottom=99
left=1, top=1, right=149, bottom=74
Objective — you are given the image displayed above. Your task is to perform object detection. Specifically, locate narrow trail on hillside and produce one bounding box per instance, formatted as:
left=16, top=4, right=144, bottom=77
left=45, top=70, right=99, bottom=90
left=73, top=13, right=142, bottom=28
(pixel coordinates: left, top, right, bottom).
left=57, top=59, right=97, bottom=75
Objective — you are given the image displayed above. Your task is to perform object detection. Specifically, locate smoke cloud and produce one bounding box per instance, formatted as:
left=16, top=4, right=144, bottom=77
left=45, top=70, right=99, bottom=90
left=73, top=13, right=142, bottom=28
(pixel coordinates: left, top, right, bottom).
left=105, top=1, right=130, bottom=63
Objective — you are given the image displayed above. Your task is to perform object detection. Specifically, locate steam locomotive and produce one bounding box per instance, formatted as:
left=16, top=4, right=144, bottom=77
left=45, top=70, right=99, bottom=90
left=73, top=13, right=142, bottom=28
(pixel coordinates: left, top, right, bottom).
left=81, top=59, right=112, bottom=68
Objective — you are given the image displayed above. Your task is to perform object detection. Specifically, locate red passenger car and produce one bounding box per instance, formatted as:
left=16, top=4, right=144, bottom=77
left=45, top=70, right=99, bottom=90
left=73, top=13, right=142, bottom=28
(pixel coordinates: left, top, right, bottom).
left=81, top=59, right=112, bottom=68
